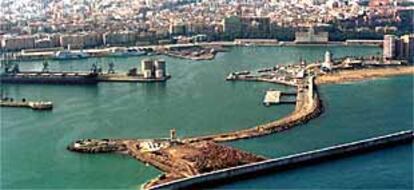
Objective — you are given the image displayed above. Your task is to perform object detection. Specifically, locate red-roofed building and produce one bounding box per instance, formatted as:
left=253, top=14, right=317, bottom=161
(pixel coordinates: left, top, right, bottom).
left=369, top=0, right=392, bottom=7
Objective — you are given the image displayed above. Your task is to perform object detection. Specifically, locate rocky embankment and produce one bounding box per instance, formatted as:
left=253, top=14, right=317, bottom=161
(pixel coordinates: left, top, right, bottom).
left=184, top=77, right=323, bottom=143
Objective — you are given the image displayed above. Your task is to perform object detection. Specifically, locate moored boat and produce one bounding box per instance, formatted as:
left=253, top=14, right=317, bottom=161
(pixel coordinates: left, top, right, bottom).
left=109, top=47, right=147, bottom=57
left=54, top=50, right=89, bottom=60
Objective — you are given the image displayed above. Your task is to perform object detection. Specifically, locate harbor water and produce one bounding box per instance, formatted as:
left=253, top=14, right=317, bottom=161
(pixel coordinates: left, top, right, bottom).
left=1, top=46, right=412, bottom=189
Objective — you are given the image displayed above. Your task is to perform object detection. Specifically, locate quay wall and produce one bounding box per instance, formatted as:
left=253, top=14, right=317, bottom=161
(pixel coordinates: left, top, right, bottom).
left=3, top=40, right=381, bottom=61
left=148, top=130, right=413, bottom=190
left=226, top=77, right=297, bottom=87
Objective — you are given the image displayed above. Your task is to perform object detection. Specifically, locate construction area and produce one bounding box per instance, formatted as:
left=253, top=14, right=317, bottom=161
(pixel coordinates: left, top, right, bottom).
left=68, top=136, right=266, bottom=189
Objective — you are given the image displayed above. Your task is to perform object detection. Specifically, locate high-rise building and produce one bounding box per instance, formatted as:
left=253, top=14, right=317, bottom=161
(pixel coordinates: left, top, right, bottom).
left=383, top=34, right=414, bottom=64
left=400, top=34, right=414, bottom=64
left=383, top=34, right=396, bottom=60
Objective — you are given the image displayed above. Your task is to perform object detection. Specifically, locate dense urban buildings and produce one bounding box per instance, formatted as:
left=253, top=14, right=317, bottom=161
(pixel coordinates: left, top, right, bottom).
left=1, top=0, right=413, bottom=52
left=295, top=27, right=329, bottom=43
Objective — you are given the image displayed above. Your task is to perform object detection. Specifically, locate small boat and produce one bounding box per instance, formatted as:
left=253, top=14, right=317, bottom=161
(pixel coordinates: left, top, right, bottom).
left=29, top=101, right=53, bottom=110
left=235, top=71, right=250, bottom=75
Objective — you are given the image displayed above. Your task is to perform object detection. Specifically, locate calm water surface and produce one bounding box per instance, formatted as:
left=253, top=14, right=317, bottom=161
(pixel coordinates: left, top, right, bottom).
left=2, top=46, right=412, bottom=189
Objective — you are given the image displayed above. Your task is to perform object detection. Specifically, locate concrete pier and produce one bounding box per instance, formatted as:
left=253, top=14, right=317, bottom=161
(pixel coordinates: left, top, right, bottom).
left=263, top=90, right=297, bottom=106
left=263, top=90, right=281, bottom=106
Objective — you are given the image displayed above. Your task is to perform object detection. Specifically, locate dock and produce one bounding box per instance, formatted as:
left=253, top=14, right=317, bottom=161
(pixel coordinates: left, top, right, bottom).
left=0, top=99, right=53, bottom=110
left=263, top=90, right=297, bottom=106
left=263, top=90, right=281, bottom=106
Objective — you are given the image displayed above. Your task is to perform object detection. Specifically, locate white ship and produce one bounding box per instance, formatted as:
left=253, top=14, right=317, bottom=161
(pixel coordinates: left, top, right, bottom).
left=54, top=50, right=89, bottom=60
left=109, top=48, right=147, bottom=57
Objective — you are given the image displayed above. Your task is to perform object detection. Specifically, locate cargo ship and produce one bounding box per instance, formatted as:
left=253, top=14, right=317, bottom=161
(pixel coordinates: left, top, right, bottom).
left=0, top=62, right=99, bottom=84
left=1, top=72, right=99, bottom=84
left=109, top=47, right=147, bottom=57
left=1, top=60, right=171, bottom=84
left=54, top=50, right=89, bottom=60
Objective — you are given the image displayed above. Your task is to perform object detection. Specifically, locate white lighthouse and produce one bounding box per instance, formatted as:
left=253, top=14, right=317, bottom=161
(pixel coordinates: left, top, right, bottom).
left=321, top=51, right=333, bottom=71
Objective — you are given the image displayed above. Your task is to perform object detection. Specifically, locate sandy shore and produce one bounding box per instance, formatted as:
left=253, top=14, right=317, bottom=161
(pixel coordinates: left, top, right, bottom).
left=316, top=66, right=414, bottom=85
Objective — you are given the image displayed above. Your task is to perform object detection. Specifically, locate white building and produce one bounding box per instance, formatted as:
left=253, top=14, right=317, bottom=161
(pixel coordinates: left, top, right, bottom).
left=321, top=51, right=333, bottom=71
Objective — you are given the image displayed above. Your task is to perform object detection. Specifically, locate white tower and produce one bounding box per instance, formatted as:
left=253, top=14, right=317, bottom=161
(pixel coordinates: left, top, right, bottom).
left=322, top=51, right=333, bottom=70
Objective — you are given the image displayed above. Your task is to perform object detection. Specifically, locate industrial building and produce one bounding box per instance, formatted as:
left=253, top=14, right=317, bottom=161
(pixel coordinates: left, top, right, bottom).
left=140, top=59, right=167, bottom=79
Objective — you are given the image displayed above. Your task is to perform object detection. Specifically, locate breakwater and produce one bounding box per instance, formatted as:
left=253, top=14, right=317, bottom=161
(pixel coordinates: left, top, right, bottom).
left=184, top=76, right=323, bottom=143
left=148, top=130, right=414, bottom=190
